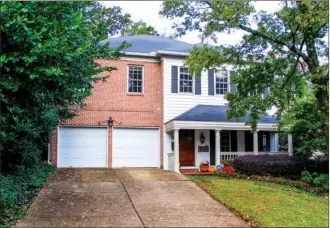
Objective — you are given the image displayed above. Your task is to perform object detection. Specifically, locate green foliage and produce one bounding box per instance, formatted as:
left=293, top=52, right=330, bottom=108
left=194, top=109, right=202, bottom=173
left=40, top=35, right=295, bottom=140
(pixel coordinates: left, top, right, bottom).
left=300, top=170, right=329, bottom=192
left=0, top=1, right=125, bottom=171
left=281, top=92, right=327, bottom=156
left=0, top=163, right=55, bottom=226
left=123, top=20, right=159, bottom=36
left=160, top=1, right=329, bottom=153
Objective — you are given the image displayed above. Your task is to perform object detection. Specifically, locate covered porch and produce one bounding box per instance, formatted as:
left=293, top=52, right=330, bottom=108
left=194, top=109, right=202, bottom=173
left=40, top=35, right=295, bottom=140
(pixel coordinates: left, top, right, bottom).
left=165, top=105, right=293, bottom=173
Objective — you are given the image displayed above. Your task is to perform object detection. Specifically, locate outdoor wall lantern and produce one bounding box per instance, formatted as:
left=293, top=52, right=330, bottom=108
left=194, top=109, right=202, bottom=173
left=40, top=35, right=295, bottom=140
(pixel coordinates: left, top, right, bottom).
left=107, top=116, right=113, bottom=127
left=200, top=132, right=205, bottom=144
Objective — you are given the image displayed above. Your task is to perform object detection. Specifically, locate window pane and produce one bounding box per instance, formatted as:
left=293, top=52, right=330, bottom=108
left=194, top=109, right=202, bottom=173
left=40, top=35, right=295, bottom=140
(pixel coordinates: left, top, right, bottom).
left=128, top=66, right=143, bottom=93
left=179, top=67, right=193, bottom=93
left=215, top=70, right=228, bottom=95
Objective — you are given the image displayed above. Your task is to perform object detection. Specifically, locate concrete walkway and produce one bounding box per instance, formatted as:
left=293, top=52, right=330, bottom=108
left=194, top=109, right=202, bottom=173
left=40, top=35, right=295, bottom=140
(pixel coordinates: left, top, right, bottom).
left=16, top=168, right=248, bottom=227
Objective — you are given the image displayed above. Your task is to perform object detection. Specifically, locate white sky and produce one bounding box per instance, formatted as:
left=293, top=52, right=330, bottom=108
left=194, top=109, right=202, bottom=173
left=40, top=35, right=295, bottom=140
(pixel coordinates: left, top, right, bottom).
left=99, top=1, right=282, bottom=45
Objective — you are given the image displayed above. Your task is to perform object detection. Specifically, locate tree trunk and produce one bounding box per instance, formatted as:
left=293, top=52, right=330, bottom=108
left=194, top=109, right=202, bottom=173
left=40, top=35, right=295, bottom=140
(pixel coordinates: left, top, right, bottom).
left=303, top=23, right=329, bottom=146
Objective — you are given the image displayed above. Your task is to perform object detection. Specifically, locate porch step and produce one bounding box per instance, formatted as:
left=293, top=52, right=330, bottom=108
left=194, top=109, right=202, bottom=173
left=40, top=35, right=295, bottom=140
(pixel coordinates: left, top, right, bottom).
left=180, top=166, right=198, bottom=174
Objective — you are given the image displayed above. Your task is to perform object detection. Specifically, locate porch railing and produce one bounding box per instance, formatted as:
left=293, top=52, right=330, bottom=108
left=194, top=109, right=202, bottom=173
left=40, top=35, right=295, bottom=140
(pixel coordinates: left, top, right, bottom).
left=220, top=151, right=289, bottom=161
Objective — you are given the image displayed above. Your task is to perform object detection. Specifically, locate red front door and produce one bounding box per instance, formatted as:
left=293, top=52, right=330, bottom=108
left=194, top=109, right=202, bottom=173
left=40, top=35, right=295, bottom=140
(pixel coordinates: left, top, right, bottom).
left=179, top=130, right=195, bottom=166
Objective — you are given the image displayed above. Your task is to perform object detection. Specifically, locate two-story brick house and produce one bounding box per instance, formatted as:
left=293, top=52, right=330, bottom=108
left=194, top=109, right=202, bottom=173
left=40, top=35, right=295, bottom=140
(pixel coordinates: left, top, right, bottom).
left=50, top=35, right=292, bottom=172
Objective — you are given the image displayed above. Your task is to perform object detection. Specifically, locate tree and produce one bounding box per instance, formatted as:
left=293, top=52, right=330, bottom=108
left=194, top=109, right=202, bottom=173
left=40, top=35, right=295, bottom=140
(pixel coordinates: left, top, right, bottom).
left=0, top=1, right=127, bottom=172
left=160, top=1, right=329, bottom=150
left=123, top=20, right=160, bottom=36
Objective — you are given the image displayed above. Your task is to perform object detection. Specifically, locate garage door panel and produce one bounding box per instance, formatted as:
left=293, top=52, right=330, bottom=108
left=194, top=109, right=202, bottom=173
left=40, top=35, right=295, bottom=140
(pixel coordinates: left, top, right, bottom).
left=58, top=127, right=107, bottom=168
left=112, top=128, right=159, bottom=168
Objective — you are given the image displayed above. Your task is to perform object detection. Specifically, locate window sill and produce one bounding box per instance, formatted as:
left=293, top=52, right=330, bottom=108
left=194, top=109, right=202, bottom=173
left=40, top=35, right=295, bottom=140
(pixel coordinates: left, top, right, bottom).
left=127, top=93, right=144, bottom=96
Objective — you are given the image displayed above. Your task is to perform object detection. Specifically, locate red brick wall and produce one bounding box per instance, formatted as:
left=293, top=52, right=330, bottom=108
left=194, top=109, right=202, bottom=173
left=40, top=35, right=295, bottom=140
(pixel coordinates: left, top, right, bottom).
left=51, top=59, right=163, bottom=168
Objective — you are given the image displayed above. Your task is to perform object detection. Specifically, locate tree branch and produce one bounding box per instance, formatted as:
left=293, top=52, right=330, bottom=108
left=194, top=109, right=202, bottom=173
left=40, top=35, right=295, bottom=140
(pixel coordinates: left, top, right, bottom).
left=281, top=38, right=305, bottom=89
left=238, top=24, right=309, bottom=61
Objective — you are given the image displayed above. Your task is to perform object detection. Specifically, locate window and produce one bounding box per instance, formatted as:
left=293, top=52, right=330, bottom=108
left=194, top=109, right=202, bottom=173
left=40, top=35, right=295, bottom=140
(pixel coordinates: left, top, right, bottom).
left=215, top=71, right=228, bottom=95
left=179, top=67, right=193, bottom=93
left=128, top=66, right=143, bottom=93
left=221, top=131, right=230, bottom=152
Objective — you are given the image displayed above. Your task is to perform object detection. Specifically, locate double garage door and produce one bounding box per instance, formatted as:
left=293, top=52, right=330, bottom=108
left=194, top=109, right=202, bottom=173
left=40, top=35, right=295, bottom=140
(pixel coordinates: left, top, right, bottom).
left=58, top=127, right=159, bottom=168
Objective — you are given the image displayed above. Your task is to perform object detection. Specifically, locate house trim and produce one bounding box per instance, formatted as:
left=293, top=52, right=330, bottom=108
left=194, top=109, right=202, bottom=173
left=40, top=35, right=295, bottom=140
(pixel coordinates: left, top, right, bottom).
left=165, top=120, right=278, bottom=132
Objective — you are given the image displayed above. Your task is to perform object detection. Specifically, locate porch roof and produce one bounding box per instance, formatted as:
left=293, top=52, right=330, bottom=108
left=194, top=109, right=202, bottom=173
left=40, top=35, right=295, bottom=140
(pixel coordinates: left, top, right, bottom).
left=173, top=105, right=278, bottom=123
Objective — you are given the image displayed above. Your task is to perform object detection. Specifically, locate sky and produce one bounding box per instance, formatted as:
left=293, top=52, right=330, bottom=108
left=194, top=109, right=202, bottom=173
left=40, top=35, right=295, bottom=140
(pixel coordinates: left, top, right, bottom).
left=99, top=1, right=282, bottom=45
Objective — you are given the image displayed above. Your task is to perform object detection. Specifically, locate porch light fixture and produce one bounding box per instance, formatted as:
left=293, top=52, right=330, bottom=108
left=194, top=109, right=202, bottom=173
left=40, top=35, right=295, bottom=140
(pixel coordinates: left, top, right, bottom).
left=200, top=132, right=205, bottom=144
left=107, top=116, right=113, bottom=127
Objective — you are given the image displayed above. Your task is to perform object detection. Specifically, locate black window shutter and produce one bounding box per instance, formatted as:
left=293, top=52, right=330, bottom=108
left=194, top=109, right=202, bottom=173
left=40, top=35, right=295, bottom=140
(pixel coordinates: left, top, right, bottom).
left=229, top=70, right=236, bottom=93
left=230, top=131, right=237, bottom=152
left=171, top=66, right=178, bottom=93
left=208, top=69, right=214, bottom=95
left=195, top=71, right=201, bottom=95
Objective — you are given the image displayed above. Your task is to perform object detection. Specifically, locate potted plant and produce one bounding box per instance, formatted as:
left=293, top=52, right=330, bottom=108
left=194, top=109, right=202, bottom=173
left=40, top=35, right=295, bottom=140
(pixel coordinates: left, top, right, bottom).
left=199, top=160, right=209, bottom=172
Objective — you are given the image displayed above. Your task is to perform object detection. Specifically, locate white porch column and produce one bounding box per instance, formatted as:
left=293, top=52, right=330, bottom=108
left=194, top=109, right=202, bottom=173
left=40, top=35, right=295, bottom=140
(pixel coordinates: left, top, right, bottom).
left=275, top=132, right=279, bottom=152
left=215, top=130, right=221, bottom=165
left=174, top=128, right=180, bottom=172
left=288, top=133, right=293, bottom=156
left=253, top=131, right=258, bottom=155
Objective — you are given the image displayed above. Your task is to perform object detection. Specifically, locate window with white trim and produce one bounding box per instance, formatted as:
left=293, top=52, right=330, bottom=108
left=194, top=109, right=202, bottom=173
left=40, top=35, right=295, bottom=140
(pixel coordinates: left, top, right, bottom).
left=128, top=66, right=143, bottom=93
left=215, top=70, right=228, bottom=95
left=179, top=67, right=193, bottom=93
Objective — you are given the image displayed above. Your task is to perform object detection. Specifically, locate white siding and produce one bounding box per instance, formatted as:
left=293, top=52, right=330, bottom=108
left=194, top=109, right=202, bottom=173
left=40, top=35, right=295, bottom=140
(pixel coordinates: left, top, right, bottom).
left=163, top=57, right=230, bottom=123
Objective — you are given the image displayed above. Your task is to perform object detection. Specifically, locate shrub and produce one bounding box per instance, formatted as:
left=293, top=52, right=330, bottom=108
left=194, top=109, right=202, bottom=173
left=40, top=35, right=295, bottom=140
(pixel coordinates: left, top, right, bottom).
left=300, top=170, right=329, bottom=192
left=233, top=155, right=306, bottom=178
left=223, top=159, right=234, bottom=167
left=0, top=163, right=55, bottom=226
left=222, top=166, right=235, bottom=174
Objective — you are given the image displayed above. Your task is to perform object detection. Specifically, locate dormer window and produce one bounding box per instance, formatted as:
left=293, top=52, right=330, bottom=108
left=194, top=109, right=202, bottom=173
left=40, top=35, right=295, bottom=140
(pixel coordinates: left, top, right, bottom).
left=215, top=70, right=228, bottom=95
left=179, top=67, right=193, bottom=93
left=128, top=66, right=144, bottom=93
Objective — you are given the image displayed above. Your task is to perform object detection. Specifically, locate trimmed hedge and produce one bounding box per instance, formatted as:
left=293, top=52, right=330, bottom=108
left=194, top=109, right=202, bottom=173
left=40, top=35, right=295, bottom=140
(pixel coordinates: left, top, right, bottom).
left=233, top=155, right=306, bottom=178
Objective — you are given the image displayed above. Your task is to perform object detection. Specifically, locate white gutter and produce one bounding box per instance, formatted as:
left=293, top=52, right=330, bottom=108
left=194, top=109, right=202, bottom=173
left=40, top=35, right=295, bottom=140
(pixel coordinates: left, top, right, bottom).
left=123, top=51, right=157, bottom=57
left=121, top=50, right=190, bottom=58
left=155, top=50, right=189, bottom=57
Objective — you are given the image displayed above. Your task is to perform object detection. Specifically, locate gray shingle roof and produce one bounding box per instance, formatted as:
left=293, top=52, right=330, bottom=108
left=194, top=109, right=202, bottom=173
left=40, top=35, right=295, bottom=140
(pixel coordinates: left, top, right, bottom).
left=99, top=35, right=200, bottom=54
left=173, top=105, right=278, bottom=123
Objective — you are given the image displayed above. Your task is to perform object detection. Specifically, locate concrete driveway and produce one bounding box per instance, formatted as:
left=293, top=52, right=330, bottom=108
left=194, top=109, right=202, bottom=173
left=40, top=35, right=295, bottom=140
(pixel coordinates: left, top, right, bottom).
left=16, top=168, right=248, bottom=227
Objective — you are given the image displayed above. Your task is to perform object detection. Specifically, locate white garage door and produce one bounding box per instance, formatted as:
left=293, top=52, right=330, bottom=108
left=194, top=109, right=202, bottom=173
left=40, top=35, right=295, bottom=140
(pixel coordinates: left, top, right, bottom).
left=58, top=127, right=107, bottom=168
left=112, top=128, right=159, bottom=168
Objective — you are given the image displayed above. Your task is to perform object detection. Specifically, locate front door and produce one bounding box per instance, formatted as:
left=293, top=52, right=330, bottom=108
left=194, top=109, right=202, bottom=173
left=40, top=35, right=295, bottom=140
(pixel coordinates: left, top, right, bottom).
left=179, top=130, right=195, bottom=166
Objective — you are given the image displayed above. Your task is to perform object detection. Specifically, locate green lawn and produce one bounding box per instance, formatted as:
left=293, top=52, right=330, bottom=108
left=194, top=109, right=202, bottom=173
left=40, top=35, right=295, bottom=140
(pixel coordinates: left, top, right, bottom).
left=188, top=175, right=329, bottom=227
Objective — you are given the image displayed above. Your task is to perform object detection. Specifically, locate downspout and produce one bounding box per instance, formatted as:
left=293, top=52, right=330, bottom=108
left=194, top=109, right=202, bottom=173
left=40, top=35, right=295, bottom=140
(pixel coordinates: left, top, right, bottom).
left=47, top=143, right=51, bottom=165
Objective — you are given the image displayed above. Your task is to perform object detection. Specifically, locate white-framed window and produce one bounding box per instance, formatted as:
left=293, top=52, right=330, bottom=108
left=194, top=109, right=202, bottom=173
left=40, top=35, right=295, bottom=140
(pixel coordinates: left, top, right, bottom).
left=128, top=65, right=144, bottom=93
left=215, top=70, right=228, bottom=95
left=179, top=66, right=193, bottom=93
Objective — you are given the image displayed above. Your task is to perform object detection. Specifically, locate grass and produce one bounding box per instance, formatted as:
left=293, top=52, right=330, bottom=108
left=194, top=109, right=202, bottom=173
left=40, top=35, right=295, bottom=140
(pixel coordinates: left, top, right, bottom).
left=188, top=175, right=329, bottom=227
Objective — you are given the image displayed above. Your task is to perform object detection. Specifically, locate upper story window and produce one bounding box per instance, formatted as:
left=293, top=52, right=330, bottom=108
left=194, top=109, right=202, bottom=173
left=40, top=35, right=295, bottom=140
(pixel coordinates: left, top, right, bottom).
left=215, top=70, right=228, bottom=95
left=128, top=66, right=143, bottom=93
left=179, top=67, right=193, bottom=93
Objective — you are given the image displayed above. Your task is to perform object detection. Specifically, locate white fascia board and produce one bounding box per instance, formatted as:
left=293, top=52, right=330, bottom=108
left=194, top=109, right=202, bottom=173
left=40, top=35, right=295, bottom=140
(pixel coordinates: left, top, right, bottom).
left=123, top=51, right=157, bottom=57
left=165, top=120, right=278, bottom=132
left=155, top=50, right=189, bottom=57
left=121, top=50, right=189, bottom=59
